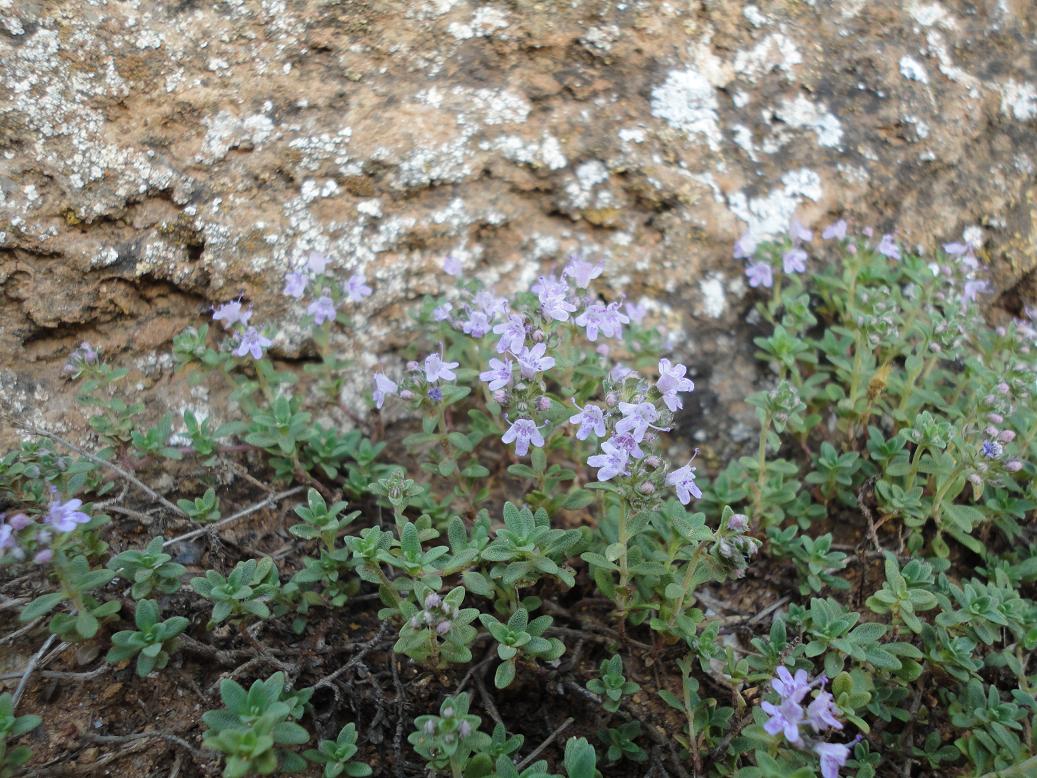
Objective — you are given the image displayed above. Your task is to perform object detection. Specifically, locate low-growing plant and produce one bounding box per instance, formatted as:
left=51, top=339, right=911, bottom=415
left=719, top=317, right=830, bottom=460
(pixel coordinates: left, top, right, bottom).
left=105, top=598, right=188, bottom=676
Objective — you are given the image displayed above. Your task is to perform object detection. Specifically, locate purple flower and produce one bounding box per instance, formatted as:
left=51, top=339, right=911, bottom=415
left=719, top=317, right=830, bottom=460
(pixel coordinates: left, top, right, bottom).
left=307, top=295, right=337, bottom=325
left=516, top=343, right=555, bottom=378
left=981, top=440, right=1002, bottom=458
left=657, top=359, right=694, bottom=412
left=534, top=275, right=577, bottom=322
left=587, top=441, right=629, bottom=481
left=563, top=257, right=604, bottom=288
left=762, top=698, right=805, bottom=744
left=782, top=247, right=808, bottom=274
left=600, top=302, right=630, bottom=339
left=306, top=251, right=329, bottom=275
left=666, top=463, right=702, bottom=504
left=569, top=403, right=606, bottom=440
left=345, top=271, right=372, bottom=302
left=624, top=300, right=647, bottom=325
left=0, top=524, right=14, bottom=551
left=443, top=255, right=463, bottom=276
left=46, top=498, right=91, bottom=533
left=733, top=232, right=757, bottom=259
left=814, top=742, right=851, bottom=778
left=461, top=310, right=492, bottom=339
left=962, top=279, right=989, bottom=303
left=609, top=433, right=645, bottom=459
left=493, top=314, right=526, bottom=354
left=428, top=387, right=443, bottom=402
left=502, top=418, right=545, bottom=456
left=63, top=342, right=99, bottom=376
left=212, top=299, right=252, bottom=330
left=433, top=302, right=453, bottom=321
left=479, top=358, right=513, bottom=391
left=745, top=261, right=773, bottom=289
left=474, top=290, right=508, bottom=320
left=876, top=233, right=901, bottom=260
left=610, top=364, right=635, bottom=382
left=806, top=691, right=844, bottom=733
left=943, top=241, right=969, bottom=256
left=283, top=272, right=307, bottom=299
left=616, top=401, right=661, bottom=441
left=233, top=327, right=272, bottom=359
left=772, top=666, right=812, bottom=703
left=424, top=353, right=459, bottom=383
left=372, top=373, right=398, bottom=409
left=575, top=303, right=607, bottom=341
left=822, top=220, right=847, bottom=241
left=789, top=217, right=813, bottom=243
left=33, top=548, right=53, bottom=565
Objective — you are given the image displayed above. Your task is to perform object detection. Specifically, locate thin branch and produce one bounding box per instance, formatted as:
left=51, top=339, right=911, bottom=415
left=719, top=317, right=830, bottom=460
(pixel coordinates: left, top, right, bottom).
left=163, top=486, right=305, bottom=547
left=17, top=425, right=187, bottom=518
left=516, top=717, right=573, bottom=769
left=12, top=633, right=57, bottom=708
left=0, top=665, right=107, bottom=682
left=85, top=731, right=205, bottom=761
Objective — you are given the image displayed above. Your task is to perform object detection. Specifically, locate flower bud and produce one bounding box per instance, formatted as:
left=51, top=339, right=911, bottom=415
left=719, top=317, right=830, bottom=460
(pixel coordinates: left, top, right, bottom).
left=492, top=389, right=508, bottom=404
left=33, top=549, right=53, bottom=565
left=442, top=707, right=454, bottom=719
left=637, top=481, right=655, bottom=495
left=1005, top=459, right=1023, bottom=472
left=399, top=389, right=415, bottom=400
left=968, top=473, right=983, bottom=486
left=985, top=426, right=999, bottom=437
left=424, top=720, right=436, bottom=735
left=436, top=620, right=452, bottom=635
left=532, top=329, right=546, bottom=342
left=536, top=396, right=551, bottom=411
left=7, top=513, right=32, bottom=530
left=644, top=456, right=662, bottom=468
left=424, top=593, right=441, bottom=609
left=997, top=382, right=1010, bottom=394
left=406, top=361, right=420, bottom=371
left=459, top=721, right=472, bottom=737
left=728, top=513, right=749, bottom=532
left=605, top=392, right=618, bottom=407
left=998, top=430, right=1016, bottom=443
left=987, top=412, right=1004, bottom=424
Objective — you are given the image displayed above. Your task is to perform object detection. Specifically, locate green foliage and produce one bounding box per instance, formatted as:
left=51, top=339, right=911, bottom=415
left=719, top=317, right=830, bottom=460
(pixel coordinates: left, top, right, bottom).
left=303, top=723, right=372, bottom=778
left=201, top=672, right=312, bottom=778
left=107, top=536, right=186, bottom=599
left=0, top=693, right=42, bottom=778
left=586, top=655, right=639, bottom=713
left=106, top=599, right=189, bottom=676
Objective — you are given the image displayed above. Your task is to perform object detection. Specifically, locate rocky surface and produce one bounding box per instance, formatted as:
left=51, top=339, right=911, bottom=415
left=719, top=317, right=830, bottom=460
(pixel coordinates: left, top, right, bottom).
left=1, top=0, right=1036, bottom=446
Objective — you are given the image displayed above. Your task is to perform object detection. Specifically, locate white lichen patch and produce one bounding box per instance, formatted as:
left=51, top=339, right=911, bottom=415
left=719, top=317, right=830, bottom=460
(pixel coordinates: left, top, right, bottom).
left=485, top=133, right=567, bottom=170
left=733, top=32, right=803, bottom=81
left=726, top=169, right=823, bottom=240
left=899, top=56, right=929, bottom=84
left=697, top=273, right=728, bottom=319
left=448, top=6, right=509, bottom=39
left=908, top=1, right=957, bottom=29
left=197, top=111, right=275, bottom=163
left=1000, top=80, right=1037, bottom=121
left=773, top=95, right=844, bottom=149
left=651, top=68, right=721, bottom=150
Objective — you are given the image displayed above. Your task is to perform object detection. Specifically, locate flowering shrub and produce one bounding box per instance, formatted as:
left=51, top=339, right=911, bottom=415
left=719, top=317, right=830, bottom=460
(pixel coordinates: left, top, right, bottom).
left=0, top=232, right=1034, bottom=777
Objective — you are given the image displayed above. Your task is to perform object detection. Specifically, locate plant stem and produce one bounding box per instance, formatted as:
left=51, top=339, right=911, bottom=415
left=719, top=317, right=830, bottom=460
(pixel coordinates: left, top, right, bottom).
left=753, top=413, right=771, bottom=518
left=616, top=500, right=631, bottom=620
left=668, top=544, right=707, bottom=629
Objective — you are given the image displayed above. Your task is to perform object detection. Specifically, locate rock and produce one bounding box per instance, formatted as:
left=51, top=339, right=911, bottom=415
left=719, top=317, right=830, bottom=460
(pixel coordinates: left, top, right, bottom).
left=1, top=0, right=1035, bottom=446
